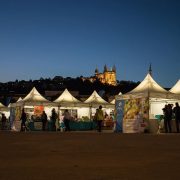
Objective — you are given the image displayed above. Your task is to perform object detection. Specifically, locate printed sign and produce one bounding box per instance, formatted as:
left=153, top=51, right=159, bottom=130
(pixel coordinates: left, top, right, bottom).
left=123, top=98, right=149, bottom=133
left=115, top=99, right=125, bottom=132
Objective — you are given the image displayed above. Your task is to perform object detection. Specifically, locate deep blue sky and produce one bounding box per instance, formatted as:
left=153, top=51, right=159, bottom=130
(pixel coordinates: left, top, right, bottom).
left=0, top=0, right=179, bottom=88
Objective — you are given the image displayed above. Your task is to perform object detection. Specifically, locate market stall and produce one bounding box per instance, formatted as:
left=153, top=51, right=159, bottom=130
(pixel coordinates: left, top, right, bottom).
left=10, top=87, right=55, bottom=131
left=54, top=88, right=90, bottom=120
left=115, top=73, right=179, bottom=133
left=84, top=90, right=115, bottom=127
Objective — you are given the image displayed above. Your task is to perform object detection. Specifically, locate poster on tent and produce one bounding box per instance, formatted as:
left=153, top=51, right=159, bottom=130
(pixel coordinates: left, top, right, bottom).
left=13, top=106, right=22, bottom=131
left=115, top=99, right=125, bottom=132
left=123, top=98, right=149, bottom=133
left=34, top=106, right=44, bottom=117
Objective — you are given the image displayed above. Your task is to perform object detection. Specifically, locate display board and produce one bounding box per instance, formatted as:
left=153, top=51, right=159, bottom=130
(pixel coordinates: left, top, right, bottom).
left=34, top=106, right=44, bottom=117
left=115, top=99, right=125, bottom=132
left=123, top=98, right=149, bottom=133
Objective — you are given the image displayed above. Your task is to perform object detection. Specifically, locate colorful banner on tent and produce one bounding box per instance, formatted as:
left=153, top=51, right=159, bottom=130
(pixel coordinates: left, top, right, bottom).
left=34, top=106, right=44, bottom=116
left=123, top=98, right=149, bottom=133
left=115, top=99, right=125, bottom=132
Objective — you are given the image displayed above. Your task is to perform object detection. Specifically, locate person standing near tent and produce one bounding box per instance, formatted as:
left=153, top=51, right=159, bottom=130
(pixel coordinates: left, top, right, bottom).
left=1, top=113, right=7, bottom=130
left=63, top=109, right=71, bottom=131
left=41, top=111, right=47, bottom=131
left=173, top=102, right=180, bottom=133
left=51, top=108, right=58, bottom=131
left=95, top=105, right=104, bottom=132
left=21, top=108, right=28, bottom=131
left=163, top=104, right=172, bottom=133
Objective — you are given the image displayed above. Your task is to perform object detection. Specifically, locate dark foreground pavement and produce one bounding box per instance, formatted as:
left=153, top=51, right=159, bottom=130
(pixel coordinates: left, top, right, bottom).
left=0, top=132, right=180, bottom=180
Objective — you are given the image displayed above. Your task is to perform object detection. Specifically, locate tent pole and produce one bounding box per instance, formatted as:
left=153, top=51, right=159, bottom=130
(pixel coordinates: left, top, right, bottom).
left=90, top=104, right=92, bottom=120
left=57, top=105, right=61, bottom=131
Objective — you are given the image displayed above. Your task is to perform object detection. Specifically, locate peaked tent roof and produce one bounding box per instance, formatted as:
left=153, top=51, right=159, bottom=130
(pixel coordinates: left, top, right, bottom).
left=17, top=97, right=23, bottom=102
left=54, top=89, right=80, bottom=103
left=85, top=91, right=108, bottom=104
left=120, top=73, right=177, bottom=99
left=12, top=87, right=52, bottom=106
left=0, top=102, right=5, bottom=108
left=111, top=92, right=122, bottom=104
left=170, top=80, right=180, bottom=94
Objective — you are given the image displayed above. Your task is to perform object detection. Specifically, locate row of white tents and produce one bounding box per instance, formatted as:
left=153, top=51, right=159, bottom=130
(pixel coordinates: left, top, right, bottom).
left=8, top=88, right=116, bottom=107
left=5, top=88, right=115, bottom=123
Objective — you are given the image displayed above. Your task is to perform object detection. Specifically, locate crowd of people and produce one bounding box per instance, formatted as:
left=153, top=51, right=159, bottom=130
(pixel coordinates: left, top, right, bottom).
left=162, top=102, right=180, bottom=133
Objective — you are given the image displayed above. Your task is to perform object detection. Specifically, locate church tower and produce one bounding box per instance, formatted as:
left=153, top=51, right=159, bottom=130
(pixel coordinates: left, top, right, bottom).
left=93, top=65, right=117, bottom=86
left=95, top=67, right=99, bottom=76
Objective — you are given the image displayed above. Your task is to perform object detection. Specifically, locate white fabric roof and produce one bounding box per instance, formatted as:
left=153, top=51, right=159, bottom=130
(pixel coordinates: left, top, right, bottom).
left=170, top=80, right=180, bottom=94
left=54, top=89, right=80, bottom=103
left=0, top=102, right=5, bottom=108
left=85, top=91, right=108, bottom=104
left=118, top=73, right=178, bottom=99
left=22, top=87, right=50, bottom=104
left=111, top=92, right=122, bottom=104
left=17, top=97, right=23, bottom=102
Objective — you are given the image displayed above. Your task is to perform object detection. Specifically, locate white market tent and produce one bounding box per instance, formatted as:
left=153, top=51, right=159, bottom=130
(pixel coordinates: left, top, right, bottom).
left=170, top=80, right=180, bottom=94
left=85, top=90, right=114, bottom=118
left=123, top=73, right=175, bottom=99
left=125, top=73, right=179, bottom=117
left=116, top=73, right=179, bottom=133
left=54, top=88, right=88, bottom=119
left=54, top=88, right=80, bottom=104
left=10, top=87, right=55, bottom=130
left=85, top=90, right=108, bottom=105
left=21, top=87, right=51, bottom=105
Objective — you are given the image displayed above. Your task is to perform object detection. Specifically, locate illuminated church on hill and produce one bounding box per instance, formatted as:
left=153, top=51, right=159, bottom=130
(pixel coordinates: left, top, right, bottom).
left=82, top=65, right=117, bottom=86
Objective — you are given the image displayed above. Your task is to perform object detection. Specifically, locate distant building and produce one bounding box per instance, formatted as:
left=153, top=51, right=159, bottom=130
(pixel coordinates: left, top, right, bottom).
left=82, top=65, right=117, bottom=86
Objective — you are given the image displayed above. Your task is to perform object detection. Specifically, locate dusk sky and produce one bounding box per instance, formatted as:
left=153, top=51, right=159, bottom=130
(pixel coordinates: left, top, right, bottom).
left=0, top=0, right=179, bottom=88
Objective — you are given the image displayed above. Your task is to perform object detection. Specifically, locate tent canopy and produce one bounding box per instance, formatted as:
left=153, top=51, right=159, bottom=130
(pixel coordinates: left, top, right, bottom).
left=170, top=80, right=180, bottom=94
left=17, top=97, right=23, bottom=102
left=111, top=92, right=122, bottom=104
left=0, top=102, right=5, bottom=108
left=54, top=89, right=80, bottom=103
left=119, top=73, right=177, bottom=99
left=12, top=87, right=52, bottom=106
left=85, top=90, right=108, bottom=104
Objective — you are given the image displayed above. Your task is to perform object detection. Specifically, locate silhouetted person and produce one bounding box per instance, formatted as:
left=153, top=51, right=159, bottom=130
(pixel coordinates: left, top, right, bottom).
left=95, top=105, right=104, bottom=132
left=63, top=109, right=71, bottom=131
left=1, top=113, right=7, bottom=130
left=41, top=111, right=48, bottom=131
left=173, top=102, right=180, bottom=133
left=163, top=104, right=172, bottom=133
left=21, top=108, right=28, bottom=131
left=51, top=108, right=58, bottom=131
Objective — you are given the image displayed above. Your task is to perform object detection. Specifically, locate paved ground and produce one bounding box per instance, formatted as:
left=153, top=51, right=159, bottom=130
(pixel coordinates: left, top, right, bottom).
left=0, top=131, right=180, bottom=180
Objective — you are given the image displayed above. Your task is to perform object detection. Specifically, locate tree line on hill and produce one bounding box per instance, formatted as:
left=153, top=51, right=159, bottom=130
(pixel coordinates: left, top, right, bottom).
left=0, top=76, right=140, bottom=105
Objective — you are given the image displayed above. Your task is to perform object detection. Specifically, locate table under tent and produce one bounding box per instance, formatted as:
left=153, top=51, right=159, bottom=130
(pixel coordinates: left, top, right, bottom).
left=115, top=73, right=180, bottom=133
left=10, top=87, right=56, bottom=131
